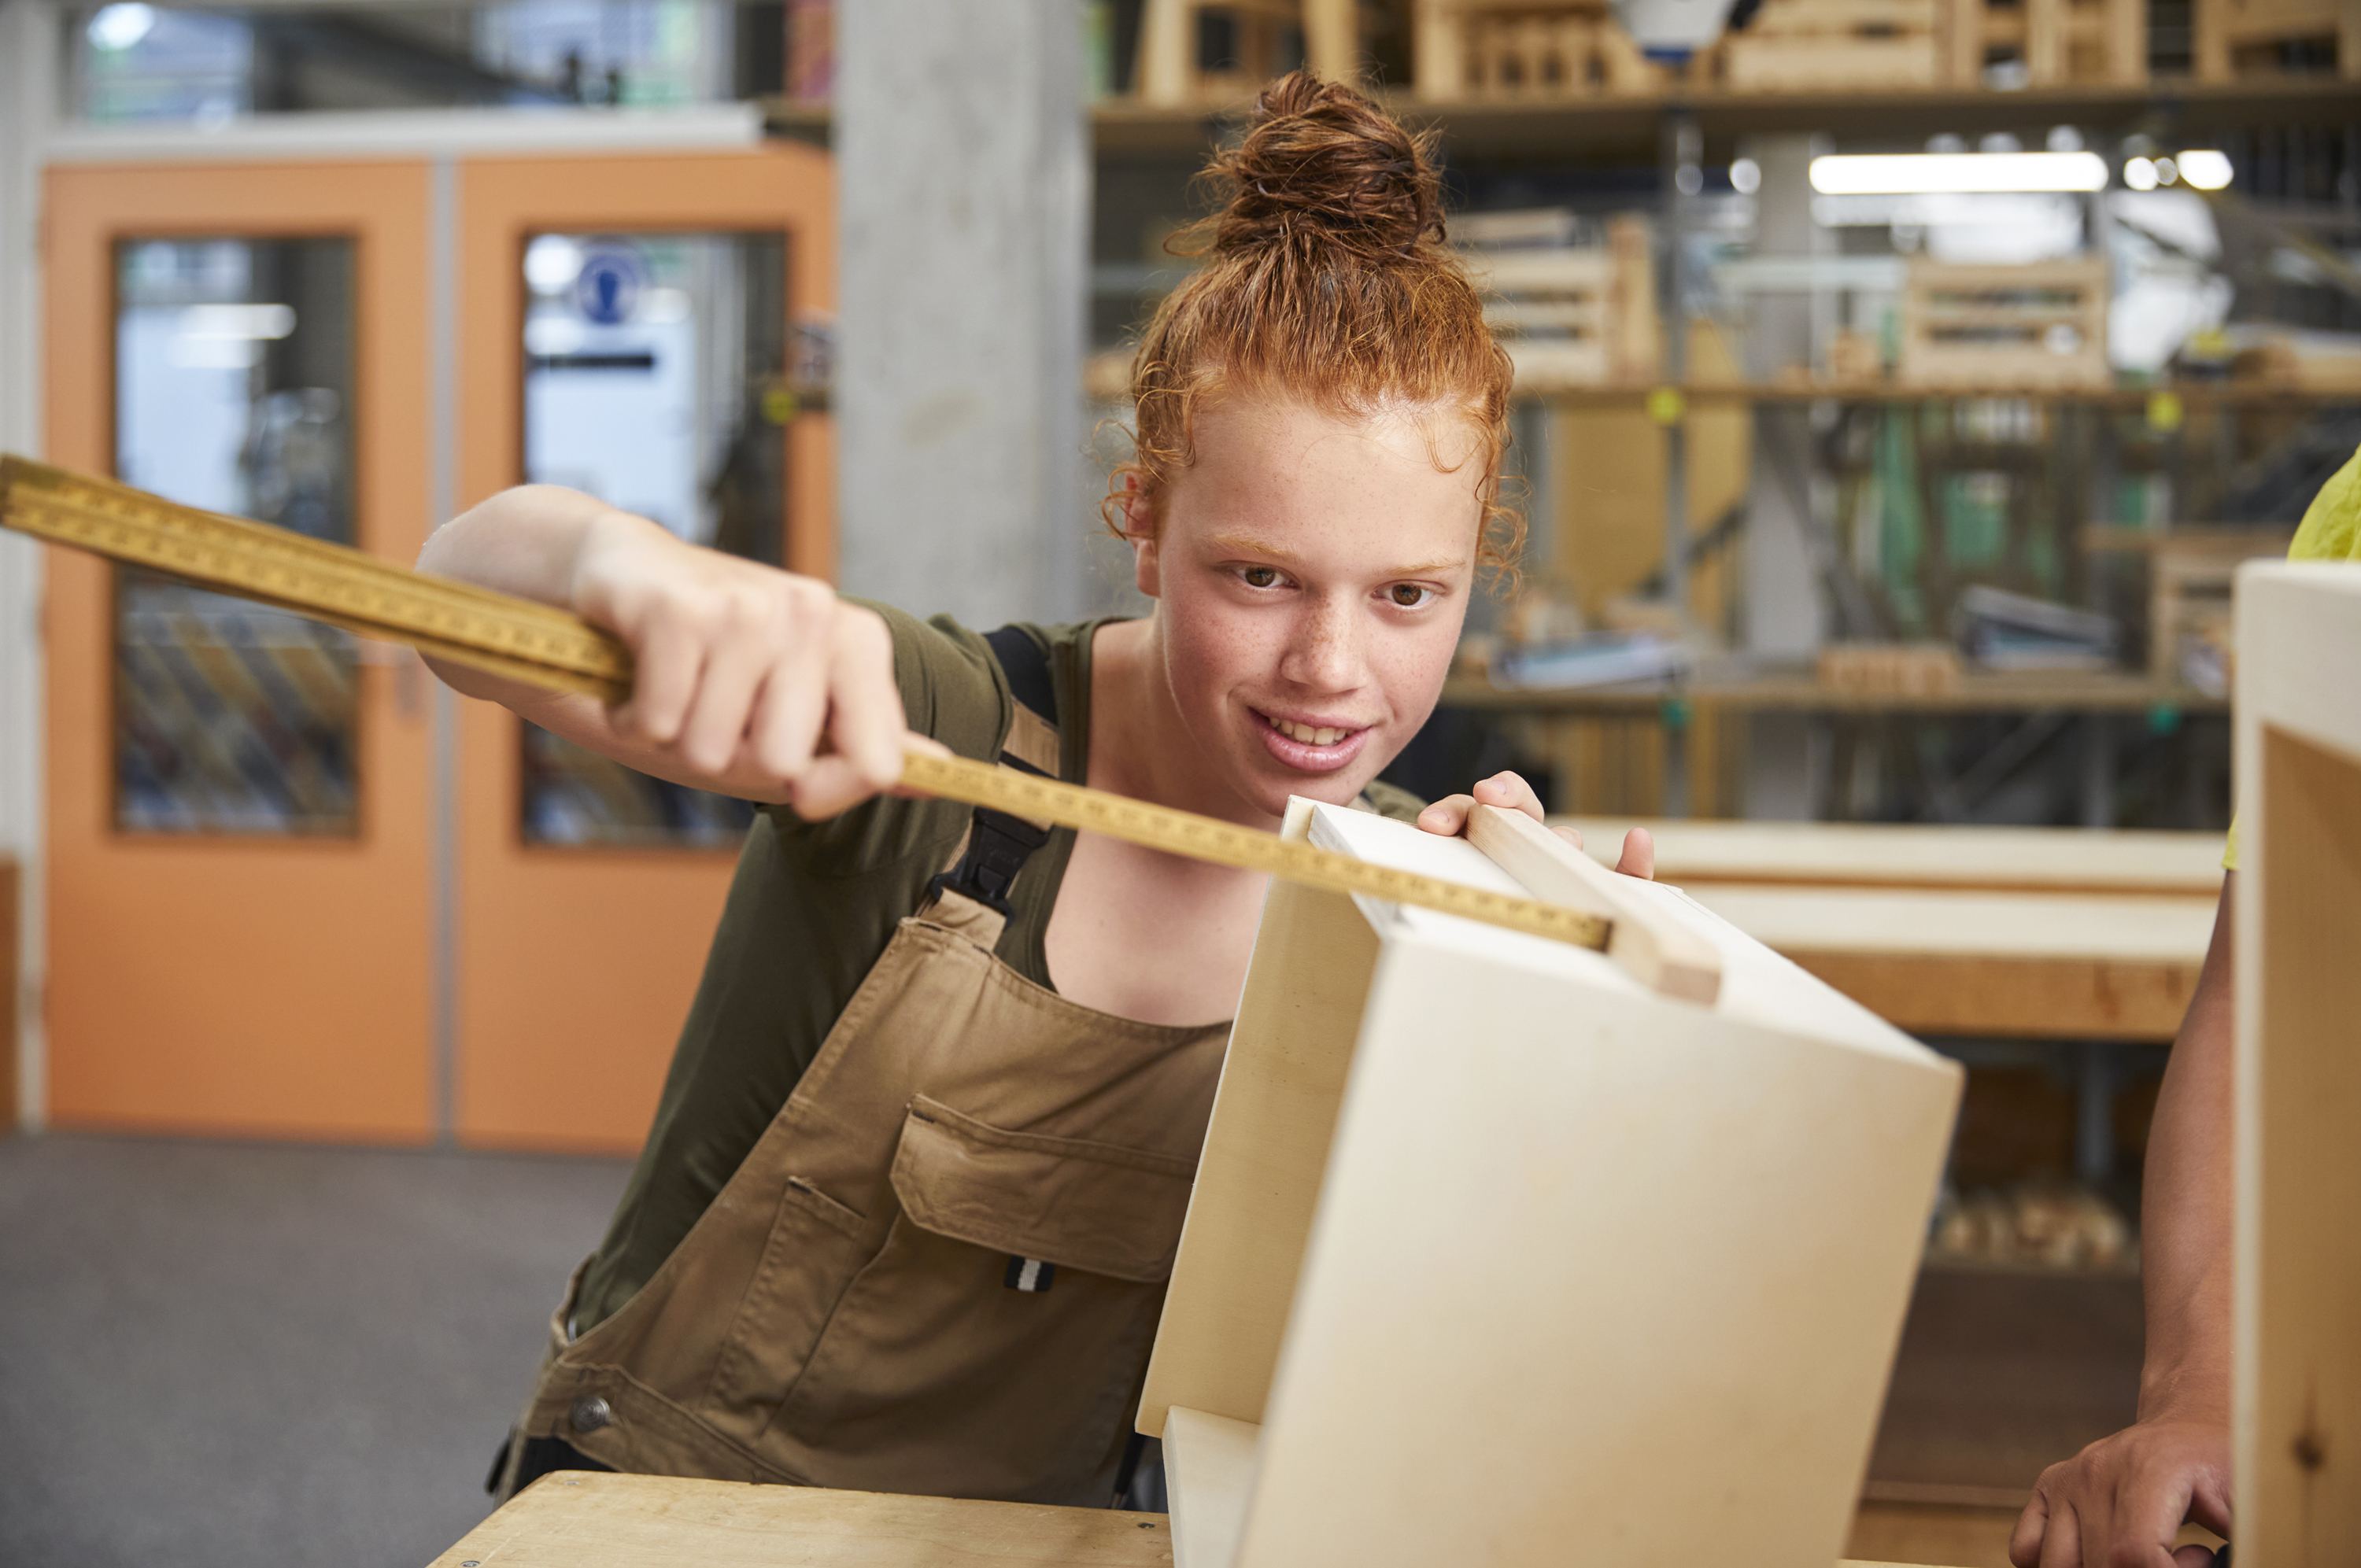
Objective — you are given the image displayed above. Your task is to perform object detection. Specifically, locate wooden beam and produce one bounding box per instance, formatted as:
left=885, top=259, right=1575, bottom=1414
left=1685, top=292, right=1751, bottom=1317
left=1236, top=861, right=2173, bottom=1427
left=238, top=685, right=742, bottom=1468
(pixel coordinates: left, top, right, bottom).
left=1140, top=0, right=1192, bottom=104
left=2233, top=563, right=2361, bottom=1563
left=1302, top=0, right=1360, bottom=83
left=1467, top=802, right=1723, bottom=1002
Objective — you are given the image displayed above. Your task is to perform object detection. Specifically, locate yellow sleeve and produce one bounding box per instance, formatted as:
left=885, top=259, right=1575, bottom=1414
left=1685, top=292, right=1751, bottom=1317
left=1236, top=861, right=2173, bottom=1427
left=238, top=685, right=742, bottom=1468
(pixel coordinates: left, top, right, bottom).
left=2289, top=446, right=2361, bottom=564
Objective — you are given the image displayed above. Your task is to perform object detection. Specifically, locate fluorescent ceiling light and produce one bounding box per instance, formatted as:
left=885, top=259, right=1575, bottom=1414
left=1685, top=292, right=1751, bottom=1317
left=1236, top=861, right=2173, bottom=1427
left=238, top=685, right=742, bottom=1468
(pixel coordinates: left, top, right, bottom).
left=2178, top=150, right=2234, bottom=190
left=1809, top=151, right=2109, bottom=194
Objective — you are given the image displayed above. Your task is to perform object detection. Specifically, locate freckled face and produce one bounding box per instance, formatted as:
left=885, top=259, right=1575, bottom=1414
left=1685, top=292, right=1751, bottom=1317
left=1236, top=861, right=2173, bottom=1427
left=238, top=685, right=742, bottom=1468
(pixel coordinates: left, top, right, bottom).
left=1136, top=398, right=1485, bottom=821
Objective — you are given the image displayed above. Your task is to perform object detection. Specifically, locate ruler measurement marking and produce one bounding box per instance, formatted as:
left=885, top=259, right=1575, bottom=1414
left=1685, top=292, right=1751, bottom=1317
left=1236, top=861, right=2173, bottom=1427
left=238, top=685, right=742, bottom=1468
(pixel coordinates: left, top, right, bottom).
left=4, top=456, right=1609, bottom=953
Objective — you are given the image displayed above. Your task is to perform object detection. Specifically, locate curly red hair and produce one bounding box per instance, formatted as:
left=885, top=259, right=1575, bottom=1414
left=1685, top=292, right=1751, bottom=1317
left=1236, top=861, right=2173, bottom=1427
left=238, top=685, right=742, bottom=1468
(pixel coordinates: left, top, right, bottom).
left=1103, top=71, right=1523, bottom=588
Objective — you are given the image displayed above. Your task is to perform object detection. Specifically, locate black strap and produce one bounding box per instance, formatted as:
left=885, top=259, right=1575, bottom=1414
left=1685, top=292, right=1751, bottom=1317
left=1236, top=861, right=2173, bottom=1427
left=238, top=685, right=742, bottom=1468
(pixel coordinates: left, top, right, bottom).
left=929, top=626, right=1060, bottom=916
left=984, top=625, right=1057, bottom=727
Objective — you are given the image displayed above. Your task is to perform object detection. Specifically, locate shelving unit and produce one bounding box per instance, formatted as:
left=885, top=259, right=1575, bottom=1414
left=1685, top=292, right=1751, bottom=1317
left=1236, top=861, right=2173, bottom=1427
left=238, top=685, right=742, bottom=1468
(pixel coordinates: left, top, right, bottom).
left=766, top=74, right=2361, bottom=155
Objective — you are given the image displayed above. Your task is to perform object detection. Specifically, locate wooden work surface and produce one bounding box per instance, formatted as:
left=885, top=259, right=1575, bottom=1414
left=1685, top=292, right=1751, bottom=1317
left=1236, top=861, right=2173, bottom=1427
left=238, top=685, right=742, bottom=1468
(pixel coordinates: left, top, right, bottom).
left=1558, top=818, right=2226, bottom=898
left=1544, top=821, right=2221, bottom=1040
left=427, top=1471, right=1964, bottom=1567
left=1681, top=884, right=2215, bottom=1040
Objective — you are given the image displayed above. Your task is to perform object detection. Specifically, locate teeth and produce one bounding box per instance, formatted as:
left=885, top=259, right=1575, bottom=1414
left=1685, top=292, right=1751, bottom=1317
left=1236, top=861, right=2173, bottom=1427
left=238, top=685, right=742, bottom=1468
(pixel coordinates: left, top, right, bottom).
left=1276, top=719, right=1346, bottom=746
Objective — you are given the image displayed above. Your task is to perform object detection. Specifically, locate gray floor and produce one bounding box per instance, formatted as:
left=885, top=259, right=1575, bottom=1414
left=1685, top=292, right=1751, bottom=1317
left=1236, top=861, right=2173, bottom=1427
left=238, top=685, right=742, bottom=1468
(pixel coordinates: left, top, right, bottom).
left=0, top=1133, right=630, bottom=1568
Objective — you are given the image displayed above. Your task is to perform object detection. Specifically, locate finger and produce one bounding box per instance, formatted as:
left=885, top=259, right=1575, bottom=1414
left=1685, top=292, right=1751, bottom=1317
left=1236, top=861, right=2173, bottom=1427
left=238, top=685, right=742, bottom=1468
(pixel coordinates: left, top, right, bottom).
left=1550, top=824, right=1586, bottom=853
left=787, top=753, right=893, bottom=822
left=1417, top=794, right=1476, bottom=836
left=2037, top=1499, right=2082, bottom=1568
left=2010, top=1484, right=2052, bottom=1568
left=1468, top=769, right=1546, bottom=821
left=2120, top=1458, right=2207, bottom=1568
left=676, top=642, right=768, bottom=777
left=822, top=611, right=909, bottom=797
left=745, top=659, right=827, bottom=784
left=1615, top=826, right=1656, bottom=880
left=613, top=615, right=703, bottom=745
left=2171, top=1548, right=2217, bottom=1568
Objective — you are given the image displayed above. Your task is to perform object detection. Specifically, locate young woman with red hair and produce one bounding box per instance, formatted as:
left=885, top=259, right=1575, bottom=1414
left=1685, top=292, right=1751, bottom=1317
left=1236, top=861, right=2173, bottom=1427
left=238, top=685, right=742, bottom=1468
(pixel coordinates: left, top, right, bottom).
left=422, top=70, right=1650, bottom=1506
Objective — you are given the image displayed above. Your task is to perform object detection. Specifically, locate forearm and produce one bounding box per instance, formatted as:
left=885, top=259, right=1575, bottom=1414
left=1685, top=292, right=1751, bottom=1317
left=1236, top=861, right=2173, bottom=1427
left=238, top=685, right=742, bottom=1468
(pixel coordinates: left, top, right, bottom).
left=414, top=485, right=668, bottom=710
left=417, top=483, right=647, bottom=606
left=2137, top=874, right=2236, bottom=1424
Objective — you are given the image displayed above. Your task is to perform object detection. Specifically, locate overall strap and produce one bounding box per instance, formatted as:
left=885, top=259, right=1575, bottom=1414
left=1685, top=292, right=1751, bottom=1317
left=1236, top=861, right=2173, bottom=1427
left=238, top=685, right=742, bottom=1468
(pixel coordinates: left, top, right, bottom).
left=927, top=628, right=1062, bottom=916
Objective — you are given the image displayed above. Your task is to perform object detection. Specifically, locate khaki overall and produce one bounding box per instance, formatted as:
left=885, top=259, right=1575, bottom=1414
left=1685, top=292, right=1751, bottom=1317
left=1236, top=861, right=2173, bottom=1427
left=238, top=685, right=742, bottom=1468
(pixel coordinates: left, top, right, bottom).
left=502, top=654, right=1229, bottom=1507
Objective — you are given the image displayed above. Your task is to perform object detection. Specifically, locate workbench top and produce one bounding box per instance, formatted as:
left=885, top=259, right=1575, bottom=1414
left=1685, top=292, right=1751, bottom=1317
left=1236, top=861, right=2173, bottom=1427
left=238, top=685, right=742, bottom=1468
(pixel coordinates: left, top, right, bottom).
left=426, top=1472, right=1964, bottom=1567
left=1558, top=817, right=2226, bottom=898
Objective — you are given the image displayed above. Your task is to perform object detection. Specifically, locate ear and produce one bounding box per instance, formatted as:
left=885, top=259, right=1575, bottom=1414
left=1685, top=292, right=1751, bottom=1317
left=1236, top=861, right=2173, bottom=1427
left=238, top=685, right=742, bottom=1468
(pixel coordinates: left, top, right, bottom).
left=1121, top=476, right=1162, bottom=598
left=1132, top=533, right=1161, bottom=599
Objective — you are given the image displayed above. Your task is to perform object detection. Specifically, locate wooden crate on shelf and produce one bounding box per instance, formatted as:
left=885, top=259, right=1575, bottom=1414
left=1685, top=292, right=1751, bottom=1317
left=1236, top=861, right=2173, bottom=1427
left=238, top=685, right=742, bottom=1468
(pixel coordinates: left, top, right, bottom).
left=1135, top=0, right=1366, bottom=103
left=1461, top=213, right=1660, bottom=389
left=1724, top=0, right=1944, bottom=91
left=2081, top=526, right=2296, bottom=681
left=1945, top=0, right=2146, bottom=85
left=1413, top=0, right=1667, bottom=100
left=2197, top=0, right=2361, bottom=80
left=1897, top=257, right=2111, bottom=390
left=1817, top=641, right=1965, bottom=695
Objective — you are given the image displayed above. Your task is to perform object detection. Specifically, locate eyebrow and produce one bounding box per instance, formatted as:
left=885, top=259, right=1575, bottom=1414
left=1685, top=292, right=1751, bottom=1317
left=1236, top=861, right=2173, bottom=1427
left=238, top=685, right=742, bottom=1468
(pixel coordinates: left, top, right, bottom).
left=1205, top=532, right=1468, bottom=579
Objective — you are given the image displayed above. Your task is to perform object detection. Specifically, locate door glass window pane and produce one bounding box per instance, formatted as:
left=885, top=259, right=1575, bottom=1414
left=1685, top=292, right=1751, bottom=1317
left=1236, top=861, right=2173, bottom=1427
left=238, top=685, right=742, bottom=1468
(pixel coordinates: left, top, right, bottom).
left=113, top=236, right=360, bottom=836
left=519, top=231, right=789, bottom=849
left=69, top=2, right=787, bottom=123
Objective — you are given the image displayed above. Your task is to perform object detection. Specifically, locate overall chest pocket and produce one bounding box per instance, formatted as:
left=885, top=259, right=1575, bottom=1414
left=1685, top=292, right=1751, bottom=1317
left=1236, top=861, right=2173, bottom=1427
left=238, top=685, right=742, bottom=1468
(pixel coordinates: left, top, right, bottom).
left=763, top=1095, right=1199, bottom=1503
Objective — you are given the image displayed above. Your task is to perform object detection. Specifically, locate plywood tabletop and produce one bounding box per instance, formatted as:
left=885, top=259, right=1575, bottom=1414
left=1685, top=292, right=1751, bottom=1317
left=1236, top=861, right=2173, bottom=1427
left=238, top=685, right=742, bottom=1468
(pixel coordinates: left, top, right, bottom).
left=428, top=1474, right=1176, bottom=1567
left=426, top=1472, right=1970, bottom=1568
left=1557, top=818, right=2226, bottom=898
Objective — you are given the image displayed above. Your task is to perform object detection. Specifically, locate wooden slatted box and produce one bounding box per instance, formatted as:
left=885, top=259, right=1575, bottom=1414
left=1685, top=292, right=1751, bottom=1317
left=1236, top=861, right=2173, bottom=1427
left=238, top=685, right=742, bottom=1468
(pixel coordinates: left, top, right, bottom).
left=1897, top=257, right=2110, bottom=390
left=1724, top=0, right=1945, bottom=91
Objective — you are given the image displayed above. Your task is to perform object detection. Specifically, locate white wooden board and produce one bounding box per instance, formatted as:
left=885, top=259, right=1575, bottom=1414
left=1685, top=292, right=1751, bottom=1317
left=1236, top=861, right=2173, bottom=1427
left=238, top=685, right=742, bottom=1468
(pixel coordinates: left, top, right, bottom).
left=1145, top=801, right=1964, bottom=1568
left=2232, top=562, right=2361, bottom=1567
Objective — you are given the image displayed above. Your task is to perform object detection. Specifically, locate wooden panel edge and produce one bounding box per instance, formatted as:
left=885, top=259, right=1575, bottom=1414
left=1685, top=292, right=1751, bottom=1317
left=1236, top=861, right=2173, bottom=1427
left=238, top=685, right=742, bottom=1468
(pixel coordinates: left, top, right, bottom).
left=1466, top=804, right=1723, bottom=1002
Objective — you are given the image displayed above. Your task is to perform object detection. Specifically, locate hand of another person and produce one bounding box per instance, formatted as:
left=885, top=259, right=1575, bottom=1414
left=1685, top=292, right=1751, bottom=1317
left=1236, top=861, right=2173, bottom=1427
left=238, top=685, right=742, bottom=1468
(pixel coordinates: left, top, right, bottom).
left=1414, top=770, right=1655, bottom=880
left=2009, top=1414, right=2230, bottom=1568
left=567, top=511, right=914, bottom=820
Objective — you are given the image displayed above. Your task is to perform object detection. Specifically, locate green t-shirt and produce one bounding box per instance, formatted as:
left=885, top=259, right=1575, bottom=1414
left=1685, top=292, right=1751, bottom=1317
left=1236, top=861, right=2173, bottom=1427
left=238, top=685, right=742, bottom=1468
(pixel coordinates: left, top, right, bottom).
left=573, top=609, right=1424, bottom=1334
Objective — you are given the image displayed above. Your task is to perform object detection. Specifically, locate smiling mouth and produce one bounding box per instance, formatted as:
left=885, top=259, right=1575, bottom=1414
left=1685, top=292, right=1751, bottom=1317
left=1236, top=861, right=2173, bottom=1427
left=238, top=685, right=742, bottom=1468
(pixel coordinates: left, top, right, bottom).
left=1258, top=711, right=1364, bottom=747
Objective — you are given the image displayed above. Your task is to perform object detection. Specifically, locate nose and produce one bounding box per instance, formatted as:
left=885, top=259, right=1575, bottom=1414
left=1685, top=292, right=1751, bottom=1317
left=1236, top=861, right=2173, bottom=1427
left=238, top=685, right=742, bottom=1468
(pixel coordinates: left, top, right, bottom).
left=1277, top=589, right=1366, bottom=695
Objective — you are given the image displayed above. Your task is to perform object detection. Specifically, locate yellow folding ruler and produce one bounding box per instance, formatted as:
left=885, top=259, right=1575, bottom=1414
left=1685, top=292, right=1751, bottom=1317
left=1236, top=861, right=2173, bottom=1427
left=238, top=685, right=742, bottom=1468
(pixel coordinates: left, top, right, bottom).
left=0, top=454, right=1610, bottom=952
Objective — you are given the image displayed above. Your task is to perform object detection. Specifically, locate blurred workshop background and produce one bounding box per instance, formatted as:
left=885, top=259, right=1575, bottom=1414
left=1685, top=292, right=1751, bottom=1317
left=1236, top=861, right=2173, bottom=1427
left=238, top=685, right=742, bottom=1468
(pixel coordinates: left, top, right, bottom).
left=0, top=0, right=2350, bottom=1562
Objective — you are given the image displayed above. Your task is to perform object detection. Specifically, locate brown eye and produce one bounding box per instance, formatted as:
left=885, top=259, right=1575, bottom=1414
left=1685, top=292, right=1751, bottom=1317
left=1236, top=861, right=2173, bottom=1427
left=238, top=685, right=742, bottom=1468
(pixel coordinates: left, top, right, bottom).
left=1243, top=566, right=1280, bottom=588
left=1390, top=584, right=1431, bottom=608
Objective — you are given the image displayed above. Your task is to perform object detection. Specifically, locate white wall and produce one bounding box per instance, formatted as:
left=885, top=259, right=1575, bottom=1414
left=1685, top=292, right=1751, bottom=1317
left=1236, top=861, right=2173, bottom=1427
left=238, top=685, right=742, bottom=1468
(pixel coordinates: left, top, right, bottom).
left=0, top=0, right=57, bottom=1128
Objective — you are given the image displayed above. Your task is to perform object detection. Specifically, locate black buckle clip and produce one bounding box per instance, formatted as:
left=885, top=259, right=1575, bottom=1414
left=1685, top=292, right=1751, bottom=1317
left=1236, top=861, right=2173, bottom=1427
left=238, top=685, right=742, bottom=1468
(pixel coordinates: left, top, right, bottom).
left=928, top=807, right=1051, bottom=917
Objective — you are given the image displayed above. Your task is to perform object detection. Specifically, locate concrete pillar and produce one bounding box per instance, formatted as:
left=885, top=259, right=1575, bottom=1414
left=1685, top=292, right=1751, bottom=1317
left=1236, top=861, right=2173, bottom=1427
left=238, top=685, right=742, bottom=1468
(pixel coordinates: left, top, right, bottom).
left=0, top=0, right=55, bottom=1127
left=836, top=0, right=1093, bottom=625
left=1740, top=135, right=1831, bottom=820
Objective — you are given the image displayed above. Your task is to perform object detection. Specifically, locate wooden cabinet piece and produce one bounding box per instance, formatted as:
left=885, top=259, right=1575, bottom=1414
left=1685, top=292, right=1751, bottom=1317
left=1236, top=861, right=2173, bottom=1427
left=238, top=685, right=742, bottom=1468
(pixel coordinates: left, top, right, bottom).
left=1140, top=798, right=1964, bottom=1567
left=2231, top=561, right=2361, bottom=1566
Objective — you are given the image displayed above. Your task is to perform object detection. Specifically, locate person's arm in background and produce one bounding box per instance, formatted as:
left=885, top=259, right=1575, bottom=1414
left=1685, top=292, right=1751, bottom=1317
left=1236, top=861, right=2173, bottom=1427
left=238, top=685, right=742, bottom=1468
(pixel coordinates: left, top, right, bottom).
left=2010, top=875, right=2237, bottom=1568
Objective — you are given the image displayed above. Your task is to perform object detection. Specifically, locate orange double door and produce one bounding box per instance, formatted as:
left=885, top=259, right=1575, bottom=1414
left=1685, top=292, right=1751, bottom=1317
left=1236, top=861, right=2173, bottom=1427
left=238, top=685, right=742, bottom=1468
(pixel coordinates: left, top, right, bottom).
left=42, top=142, right=833, bottom=1150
